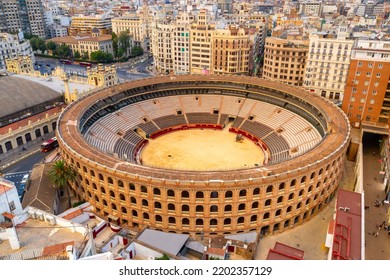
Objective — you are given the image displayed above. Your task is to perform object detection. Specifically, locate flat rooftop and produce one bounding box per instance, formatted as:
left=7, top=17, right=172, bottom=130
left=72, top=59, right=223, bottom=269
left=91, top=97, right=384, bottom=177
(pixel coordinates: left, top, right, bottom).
left=0, top=218, right=85, bottom=260
left=14, top=74, right=94, bottom=94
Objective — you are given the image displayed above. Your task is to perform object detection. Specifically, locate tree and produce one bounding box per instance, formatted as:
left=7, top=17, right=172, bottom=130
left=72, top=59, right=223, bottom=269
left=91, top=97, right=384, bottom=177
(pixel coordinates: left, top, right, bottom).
left=112, top=32, right=119, bottom=59
left=48, top=159, right=76, bottom=209
left=82, top=52, right=89, bottom=60
left=30, top=37, right=45, bottom=52
left=155, top=254, right=170, bottom=260
left=38, top=41, right=47, bottom=54
left=56, top=44, right=71, bottom=58
left=90, top=50, right=113, bottom=63
left=131, top=45, right=144, bottom=57
left=118, top=31, right=131, bottom=55
left=73, top=50, right=81, bottom=59
left=46, top=41, right=57, bottom=53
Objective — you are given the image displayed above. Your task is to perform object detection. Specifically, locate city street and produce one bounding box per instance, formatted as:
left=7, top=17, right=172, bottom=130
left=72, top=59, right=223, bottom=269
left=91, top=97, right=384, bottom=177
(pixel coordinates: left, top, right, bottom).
left=35, top=54, right=154, bottom=81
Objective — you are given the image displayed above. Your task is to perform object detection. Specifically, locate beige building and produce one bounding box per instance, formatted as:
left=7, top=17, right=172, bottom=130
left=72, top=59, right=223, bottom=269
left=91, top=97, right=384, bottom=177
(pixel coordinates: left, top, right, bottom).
left=87, top=64, right=117, bottom=88
left=263, top=36, right=309, bottom=86
left=303, top=27, right=353, bottom=101
left=69, top=15, right=112, bottom=35
left=212, top=27, right=251, bottom=75
left=111, top=6, right=152, bottom=51
left=5, top=55, right=34, bottom=74
left=0, top=33, right=34, bottom=70
left=151, top=12, right=193, bottom=75
left=48, top=33, right=113, bottom=59
left=189, top=10, right=215, bottom=74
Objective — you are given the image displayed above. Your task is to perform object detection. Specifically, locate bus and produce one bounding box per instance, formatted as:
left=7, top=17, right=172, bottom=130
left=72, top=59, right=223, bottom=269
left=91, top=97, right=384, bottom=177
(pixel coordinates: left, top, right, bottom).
left=79, top=61, right=92, bottom=67
left=59, top=59, right=72, bottom=65
left=41, top=137, right=59, bottom=152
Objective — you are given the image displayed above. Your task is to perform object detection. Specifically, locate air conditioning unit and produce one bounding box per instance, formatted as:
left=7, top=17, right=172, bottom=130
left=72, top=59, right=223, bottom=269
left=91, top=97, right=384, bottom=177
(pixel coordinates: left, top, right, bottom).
left=46, top=215, right=56, bottom=225
left=28, top=210, right=36, bottom=219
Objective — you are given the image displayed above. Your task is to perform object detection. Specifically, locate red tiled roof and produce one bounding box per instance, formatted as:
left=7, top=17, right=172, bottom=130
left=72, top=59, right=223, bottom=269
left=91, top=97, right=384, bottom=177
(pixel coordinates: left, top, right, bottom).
left=62, top=209, right=83, bottom=220
left=267, top=242, right=304, bottom=260
left=42, top=241, right=74, bottom=257
left=331, top=189, right=362, bottom=260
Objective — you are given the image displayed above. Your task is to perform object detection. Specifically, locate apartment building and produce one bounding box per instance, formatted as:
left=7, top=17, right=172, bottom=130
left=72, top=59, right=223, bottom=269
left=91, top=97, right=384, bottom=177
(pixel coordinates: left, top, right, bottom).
left=212, top=27, right=251, bottom=75
left=189, top=10, right=215, bottom=74
left=0, top=0, right=47, bottom=37
left=152, top=22, right=174, bottom=74
left=0, top=32, right=34, bottom=70
left=26, top=0, right=47, bottom=38
left=341, top=40, right=390, bottom=129
left=69, top=15, right=112, bottom=35
left=303, top=25, right=353, bottom=100
left=111, top=6, right=152, bottom=51
left=262, top=36, right=309, bottom=86
left=298, top=1, right=322, bottom=16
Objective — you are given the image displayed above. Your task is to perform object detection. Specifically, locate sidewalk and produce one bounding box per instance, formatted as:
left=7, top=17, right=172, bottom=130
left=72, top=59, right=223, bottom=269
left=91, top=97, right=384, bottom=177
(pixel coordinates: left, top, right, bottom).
left=362, top=141, right=390, bottom=260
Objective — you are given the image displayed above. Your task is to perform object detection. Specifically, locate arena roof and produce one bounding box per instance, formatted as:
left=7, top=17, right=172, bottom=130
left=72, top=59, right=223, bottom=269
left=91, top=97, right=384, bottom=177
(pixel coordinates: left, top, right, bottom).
left=0, top=76, right=62, bottom=119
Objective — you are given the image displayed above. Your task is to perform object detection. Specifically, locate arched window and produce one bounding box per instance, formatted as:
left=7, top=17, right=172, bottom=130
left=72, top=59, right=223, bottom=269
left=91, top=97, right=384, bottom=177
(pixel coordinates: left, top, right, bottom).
left=286, top=206, right=292, bottom=213
left=141, top=185, right=147, bottom=193
left=224, top=218, right=231, bottom=225
left=210, top=191, right=218, bottom=199
left=168, top=203, right=175, bottom=211
left=225, top=191, right=233, bottom=198
left=109, top=190, right=115, bottom=198
left=279, top=182, right=285, bottom=190
left=252, top=201, right=259, bottom=209
left=275, top=209, right=281, bottom=217
left=155, top=215, right=162, bottom=222
left=168, top=217, right=176, bottom=224
left=129, top=183, right=135, bottom=191
left=142, top=199, right=148, bottom=207
left=154, top=202, right=161, bottom=209
left=181, top=191, right=189, bottom=198
left=182, top=218, right=189, bottom=225
left=154, top=188, right=161, bottom=195
left=118, top=180, right=124, bottom=188
left=196, top=219, right=203, bottom=225
left=143, top=213, right=149, bottom=220
left=253, top=188, right=260, bottom=195
left=266, top=185, right=273, bottom=193
left=290, top=179, right=296, bottom=187
left=196, top=191, right=204, bottom=198
left=210, top=205, right=218, bottom=212
left=238, top=203, right=246, bottom=211
left=167, top=189, right=175, bottom=197
left=277, top=196, right=283, bottom=203
left=130, top=197, right=136, bottom=204
left=301, top=176, right=306, bottom=184
left=237, top=217, right=244, bottom=224
left=108, top=177, right=113, bottom=184
left=263, top=212, right=270, bottom=220
left=224, top=205, right=232, bottom=212
left=182, top=205, right=189, bottom=212
left=251, top=215, right=257, bottom=222
left=239, top=189, right=246, bottom=197
left=121, top=207, right=127, bottom=214
left=265, top=199, right=271, bottom=207
left=196, top=205, right=203, bottom=212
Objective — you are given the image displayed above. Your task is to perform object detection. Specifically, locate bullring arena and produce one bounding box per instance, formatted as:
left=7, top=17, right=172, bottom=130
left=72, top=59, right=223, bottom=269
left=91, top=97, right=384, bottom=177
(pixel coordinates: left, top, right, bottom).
left=57, top=75, right=350, bottom=236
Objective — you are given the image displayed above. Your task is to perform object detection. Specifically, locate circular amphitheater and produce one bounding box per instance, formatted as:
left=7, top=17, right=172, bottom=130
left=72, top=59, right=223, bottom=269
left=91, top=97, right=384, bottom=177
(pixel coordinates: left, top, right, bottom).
left=57, top=75, right=350, bottom=236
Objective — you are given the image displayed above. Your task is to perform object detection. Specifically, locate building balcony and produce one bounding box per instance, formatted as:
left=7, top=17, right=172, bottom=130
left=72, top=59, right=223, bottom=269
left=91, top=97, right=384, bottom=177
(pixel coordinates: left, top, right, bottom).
left=361, top=121, right=389, bottom=135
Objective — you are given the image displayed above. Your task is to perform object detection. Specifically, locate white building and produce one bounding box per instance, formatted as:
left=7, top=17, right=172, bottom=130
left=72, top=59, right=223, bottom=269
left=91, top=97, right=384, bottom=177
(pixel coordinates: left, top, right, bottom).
left=303, top=24, right=353, bottom=101
left=299, top=1, right=323, bottom=16
left=0, top=178, right=23, bottom=224
left=0, top=33, right=34, bottom=70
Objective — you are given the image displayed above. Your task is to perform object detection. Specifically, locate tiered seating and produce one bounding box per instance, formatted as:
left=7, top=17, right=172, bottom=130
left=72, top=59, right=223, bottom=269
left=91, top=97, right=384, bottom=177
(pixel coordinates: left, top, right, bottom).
left=180, top=95, right=221, bottom=113
left=85, top=123, right=119, bottom=153
left=124, top=130, right=143, bottom=144
left=231, top=117, right=245, bottom=128
left=219, top=114, right=229, bottom=125
left=120, top=105, right=147, bottom=128
left=138, top=97, right=180, bottom=119
left=153, top=115, right=187, bottom=129
left=186, top=113, right=219, bottom=124
left=113, top=138, right=136, bottom=160
left=138, top=122, right=159, bottom=135
left=220, top=96, right=244, bottom=115
left=240, top=121, right=273, bottom=139
left=263, top=132, right=290, bottom=154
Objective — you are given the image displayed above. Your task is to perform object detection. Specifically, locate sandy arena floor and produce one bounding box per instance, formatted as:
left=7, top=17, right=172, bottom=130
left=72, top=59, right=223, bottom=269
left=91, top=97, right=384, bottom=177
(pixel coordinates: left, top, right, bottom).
left=141, top=128, right=264, bottom=171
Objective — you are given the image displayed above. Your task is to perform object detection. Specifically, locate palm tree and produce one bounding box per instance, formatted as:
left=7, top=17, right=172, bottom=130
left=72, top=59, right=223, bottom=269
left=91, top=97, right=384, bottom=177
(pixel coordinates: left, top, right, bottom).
left=48, top=159, right=76, bottom=209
